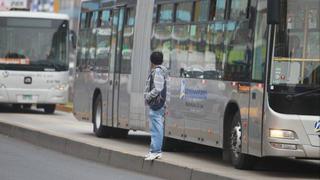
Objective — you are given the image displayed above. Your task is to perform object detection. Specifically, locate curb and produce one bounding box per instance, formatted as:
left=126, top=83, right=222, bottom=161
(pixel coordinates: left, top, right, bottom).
left=56, top=104, right=73, bottom=113
left=0, top=121, right=233, bottom=180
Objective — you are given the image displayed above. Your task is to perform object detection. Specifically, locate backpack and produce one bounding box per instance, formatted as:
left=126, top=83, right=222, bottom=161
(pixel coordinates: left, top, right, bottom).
left=148, top=67, right=167, bottom=111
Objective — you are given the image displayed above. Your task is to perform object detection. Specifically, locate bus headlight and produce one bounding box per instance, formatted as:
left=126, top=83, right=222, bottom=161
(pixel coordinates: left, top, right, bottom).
left=0, top=84, right=6, bottom=88
left=269, top=129, right=296, bottom=139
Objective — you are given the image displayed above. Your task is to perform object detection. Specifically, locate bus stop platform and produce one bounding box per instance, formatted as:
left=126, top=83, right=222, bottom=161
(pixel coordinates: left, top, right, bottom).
left=0, top=110, right=319, bottom=180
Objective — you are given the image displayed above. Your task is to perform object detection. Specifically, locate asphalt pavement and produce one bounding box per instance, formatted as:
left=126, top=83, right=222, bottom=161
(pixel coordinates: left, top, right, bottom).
left=0, top=133, right=163, bottom=180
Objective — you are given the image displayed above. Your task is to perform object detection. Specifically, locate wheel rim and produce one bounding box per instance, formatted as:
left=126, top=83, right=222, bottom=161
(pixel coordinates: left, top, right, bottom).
left=95, top=100, right=102, bottom=129
left=231, top=121, right=241, bottom=159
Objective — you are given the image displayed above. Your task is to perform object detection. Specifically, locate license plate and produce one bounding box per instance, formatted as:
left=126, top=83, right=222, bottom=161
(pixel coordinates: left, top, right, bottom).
left=17, top=95, right=38, bottom=103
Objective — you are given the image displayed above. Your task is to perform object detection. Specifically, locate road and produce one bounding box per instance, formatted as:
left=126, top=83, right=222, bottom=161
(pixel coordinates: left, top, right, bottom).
left=0, top=104, right=319, bottom=180
left=0, top=133, right=163, bottom=180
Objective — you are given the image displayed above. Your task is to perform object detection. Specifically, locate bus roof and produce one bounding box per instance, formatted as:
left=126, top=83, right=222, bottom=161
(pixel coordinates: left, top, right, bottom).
left=0, top=11, right=69, bottom=20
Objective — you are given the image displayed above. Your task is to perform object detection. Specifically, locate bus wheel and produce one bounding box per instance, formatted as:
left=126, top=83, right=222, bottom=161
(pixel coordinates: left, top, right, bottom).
left=44, top=104, right=56, bottom=114
left=93, top=94, right=109, bottom=137
left=229, top=111, right=256, bottom=169
left=162, top=137, right=186, bottom=152
left=112, top=128, right=128, bottom=138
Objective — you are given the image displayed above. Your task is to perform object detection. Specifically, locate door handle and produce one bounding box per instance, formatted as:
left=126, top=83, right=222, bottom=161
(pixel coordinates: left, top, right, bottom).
left=114, top=80, right=118, bottom=86
left=109, top=80, right=112, bottom=86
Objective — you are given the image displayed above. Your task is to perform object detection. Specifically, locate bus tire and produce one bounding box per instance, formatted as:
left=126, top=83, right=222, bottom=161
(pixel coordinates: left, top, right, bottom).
left=111, top=128, right=128, bottom=138
left=44, top=104, right=56, bottom=114
left=229, top=111, right=256, bottom=169
left=93, top=94, right=110, bottom=137
left=162, top=137, right=176, bottom=151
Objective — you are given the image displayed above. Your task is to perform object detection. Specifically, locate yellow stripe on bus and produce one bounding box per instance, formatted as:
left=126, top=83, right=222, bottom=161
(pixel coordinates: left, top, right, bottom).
left=273, top=57, right=320, bottom=62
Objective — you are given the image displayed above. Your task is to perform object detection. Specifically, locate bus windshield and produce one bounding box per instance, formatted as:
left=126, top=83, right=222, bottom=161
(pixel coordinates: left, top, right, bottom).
left=0, top=18, right=68, bottom=71
left=271, top=0, right=320, bottom=88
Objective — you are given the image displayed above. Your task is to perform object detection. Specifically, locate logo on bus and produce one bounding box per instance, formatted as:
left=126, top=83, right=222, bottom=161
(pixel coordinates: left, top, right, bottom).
left=315, top=120, right=320, bottom=134
left=24, top=77, right=32, bottom=84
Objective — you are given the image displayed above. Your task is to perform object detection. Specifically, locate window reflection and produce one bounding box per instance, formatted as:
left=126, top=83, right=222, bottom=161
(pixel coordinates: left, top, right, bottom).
left=206, top=22, right=224, bottom=79
left=159, top=4, right=174, bottom=23
left=151, top=25, right=172, bottom=68
left=272, top=0, right=320, bottom=86
left=194, top=0, right=210, bottom=22
left=224, top=19, right=251, bottom=81
left=176, top=2, right=193, bottom=23
left=188, top=24, right=207, bottom=78
left=172, top=24, right=189, bottom=77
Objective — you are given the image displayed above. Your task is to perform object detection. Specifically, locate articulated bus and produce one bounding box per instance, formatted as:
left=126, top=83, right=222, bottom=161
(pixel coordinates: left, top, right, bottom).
left=74, top=0, right=320, bottom=169
left=0, top=11, right=71, bottom=114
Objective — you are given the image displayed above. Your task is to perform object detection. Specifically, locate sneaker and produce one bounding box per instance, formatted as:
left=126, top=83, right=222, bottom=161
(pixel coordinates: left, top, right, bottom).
left=144, top=152, right=151, bottom=158
left=144, top=152, right=162, bottom=161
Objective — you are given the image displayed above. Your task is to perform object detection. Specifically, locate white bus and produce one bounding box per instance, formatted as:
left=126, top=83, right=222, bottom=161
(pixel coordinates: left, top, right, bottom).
left=73, top=0, right=320, bottom=169
left=0, top=11, right=71, bottom=114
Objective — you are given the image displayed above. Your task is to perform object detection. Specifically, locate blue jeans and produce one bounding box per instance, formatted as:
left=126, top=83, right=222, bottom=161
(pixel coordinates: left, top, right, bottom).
left=149, top=107, right=165, bottom=153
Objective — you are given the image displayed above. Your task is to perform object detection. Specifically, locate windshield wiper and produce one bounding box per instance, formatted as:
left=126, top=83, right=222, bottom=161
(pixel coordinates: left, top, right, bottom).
left=286, top=87, right=320, bottom=100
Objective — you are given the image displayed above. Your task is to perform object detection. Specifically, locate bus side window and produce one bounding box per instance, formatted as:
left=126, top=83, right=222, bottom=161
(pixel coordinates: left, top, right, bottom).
left=158, top=3, right=174, bottom=23
left=229, top=0, right=249, bottom=19
left=125, top=7, right=135, bottom=26
left=91, top=11, right=98, bottom=29
left=252, top=0, right=267, bottom=81
left=214, top=0, right=226, bottom=20
left=85, top=12, right=92, bottom=28
left=101, top=10, right=111, bottom=27
left=175, top=2, right=193, bottom=23
left=194, top=0, right=210, bottom=22
left=77, top=13, right=87, bottom=68
left=120, top=7, right=136, bottom=74
left=208, top=0, right=226, bottom=21
left=223, top=0, right=252, bottom=81
left=80, top=12, right=86, bottom=29
left=89, top=11, right=98, bottom=61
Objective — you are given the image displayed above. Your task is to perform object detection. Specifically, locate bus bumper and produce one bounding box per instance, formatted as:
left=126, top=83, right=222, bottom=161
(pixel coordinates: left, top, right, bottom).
left=0, top=88, right=68, bottom=104
left=263, top=102, right=320, bottom=159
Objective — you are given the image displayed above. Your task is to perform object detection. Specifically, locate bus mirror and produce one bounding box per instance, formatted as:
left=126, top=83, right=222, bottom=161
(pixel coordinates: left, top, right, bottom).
left=70, top=30, right=77, bottom=49
left=267, top=0, right=280, bottom=24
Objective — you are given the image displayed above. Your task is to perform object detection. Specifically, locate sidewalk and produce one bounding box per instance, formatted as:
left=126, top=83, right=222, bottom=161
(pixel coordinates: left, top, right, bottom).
left=0, top=111, right=319, bottom=180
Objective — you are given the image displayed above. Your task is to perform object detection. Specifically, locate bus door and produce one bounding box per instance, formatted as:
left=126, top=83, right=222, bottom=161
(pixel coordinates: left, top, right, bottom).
left=107, top=7, right=126, bottom=127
